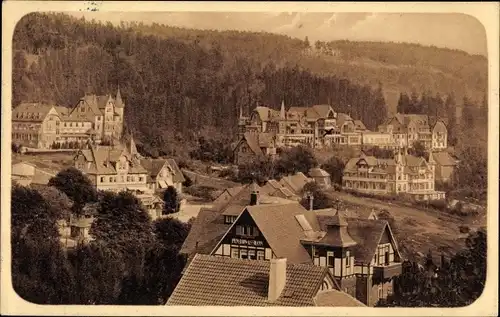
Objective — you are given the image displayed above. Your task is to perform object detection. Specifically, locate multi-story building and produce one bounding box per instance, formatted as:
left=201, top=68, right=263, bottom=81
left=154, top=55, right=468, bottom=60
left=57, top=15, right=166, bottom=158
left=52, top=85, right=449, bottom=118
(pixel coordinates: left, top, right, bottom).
left=342, top=149, right=446, bottom=201
left=73, top=137, right=149, bottom=193
left=11, top=88, right=125, bottom=149
left=232, top=132, right=278, bottom=165
left=140, top=157, right=185, bottom=194
left=238, top=102, right=395, bottom=149
left=429, top=151, right=459, bottom=184
left=377, top=113, right=448, bottom=151
left=12, top=103, right=63, bottom=149
left=180, top=188, right=403, bottom=306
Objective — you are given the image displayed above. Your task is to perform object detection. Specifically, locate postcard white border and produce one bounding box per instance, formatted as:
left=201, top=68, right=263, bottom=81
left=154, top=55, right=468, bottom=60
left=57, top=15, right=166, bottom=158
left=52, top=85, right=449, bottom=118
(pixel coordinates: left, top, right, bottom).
left=1, top=1, right=499, bottom=316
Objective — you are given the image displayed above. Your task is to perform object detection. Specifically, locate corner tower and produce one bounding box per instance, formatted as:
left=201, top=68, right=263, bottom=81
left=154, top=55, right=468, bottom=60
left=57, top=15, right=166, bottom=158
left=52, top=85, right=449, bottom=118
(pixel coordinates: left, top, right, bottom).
left=114, top=86, right=125, bottom=139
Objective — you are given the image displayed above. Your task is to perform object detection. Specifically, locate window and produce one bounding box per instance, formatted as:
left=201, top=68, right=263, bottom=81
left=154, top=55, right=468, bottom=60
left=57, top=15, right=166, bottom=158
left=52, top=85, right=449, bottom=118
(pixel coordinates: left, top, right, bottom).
left=346, top=251, right=351, bottom=267
left=240, top=249, right=248, bottom=259
left=236, top=225, right=243, bottom=235
left=257, top=250, right=265, bottom=260
left=327, top=252, right=334, bottom=268
left=378, top=284, right=384, bottom=299
left=100, top=176, right=105, bottom=183
left=138, top=177, right=144, bottom=182
left=231, top=248, right=239, bottom=258
left=385, top=246, right=390, bottom=266
left=248, top=249, right=256, bottom=260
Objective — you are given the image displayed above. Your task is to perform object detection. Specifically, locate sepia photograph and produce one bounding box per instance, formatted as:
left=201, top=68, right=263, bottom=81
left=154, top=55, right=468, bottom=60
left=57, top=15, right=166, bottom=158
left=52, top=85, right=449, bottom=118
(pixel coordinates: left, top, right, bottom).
left=2, top=1, right=498, bottom=316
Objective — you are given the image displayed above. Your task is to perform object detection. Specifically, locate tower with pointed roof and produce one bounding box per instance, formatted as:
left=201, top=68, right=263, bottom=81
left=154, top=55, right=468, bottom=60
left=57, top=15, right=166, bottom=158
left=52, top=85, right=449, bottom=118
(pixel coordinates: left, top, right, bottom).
left=300, top=211, right=358, bottom=297
left=237, top=103, right=250, bottom=140
left=113, top=87, right=125, bottom=140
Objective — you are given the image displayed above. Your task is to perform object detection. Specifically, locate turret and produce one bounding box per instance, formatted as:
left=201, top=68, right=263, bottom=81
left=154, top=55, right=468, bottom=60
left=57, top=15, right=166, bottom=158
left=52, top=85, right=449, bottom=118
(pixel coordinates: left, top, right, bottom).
left=280, top=100, right=286, bottom=119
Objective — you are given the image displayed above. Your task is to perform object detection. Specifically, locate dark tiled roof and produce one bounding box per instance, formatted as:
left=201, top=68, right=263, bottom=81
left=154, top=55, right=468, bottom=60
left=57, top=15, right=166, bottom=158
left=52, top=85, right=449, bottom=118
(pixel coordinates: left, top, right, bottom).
left=75, top=147, right=147, bottom=175
left=166, top=159, right=185, bottom=183
left=227, top=185, right=245, bottom=197
left=253, top=106, right=281, bottom=122
left=317, top=217, right=389, bottom=264
left=311, top=104, right=334, bottom=118
left=12, top=103, right=56, bottom=122
left=354, top=120, right=367, bottom=130
left=309, top=168, right=330, bottom=178
left=167, top=254, right=327, bottom=306
left=279, top=172, right=312, bottom=194
left=140, top=159, right=166, bottom=177
left=180, top=208, right=230, bottom=256
left=431, top=151, right=458, bottom=166
left=314, top=290, right=366, bottom=307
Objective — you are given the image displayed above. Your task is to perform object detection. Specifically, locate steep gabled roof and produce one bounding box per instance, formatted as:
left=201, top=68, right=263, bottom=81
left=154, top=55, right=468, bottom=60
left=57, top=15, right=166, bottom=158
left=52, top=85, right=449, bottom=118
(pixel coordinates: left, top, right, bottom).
left=309, top=168, right=330, bottom=178
left=279, top=172, right=312, bottom=194
left=12, top=103, right=56, bottom=122
left=354, top=120, right=367, bottom=131
left=166, top=159, right=186, bottom=183
left=244, top=203, right=319, bottom=264
left=180, top=208, right=230, bottom=256
left=431, top=151, right=459, bottom=166
left=75, top=146, right=147, bottom=175
left=239, top=132, right=276, bottom=156
left=140, top=159, right=166, bottom=177
left=336, top=113, right=354, bottom=127
left=287, top=106, right=321, bottom=120
left=253, top=106, right=281, bottom=122
left=311, top=104, right=335, bottom=118
left=316, top=217, right=400, bottom=265
left=166, top=254, right=329, bottom=306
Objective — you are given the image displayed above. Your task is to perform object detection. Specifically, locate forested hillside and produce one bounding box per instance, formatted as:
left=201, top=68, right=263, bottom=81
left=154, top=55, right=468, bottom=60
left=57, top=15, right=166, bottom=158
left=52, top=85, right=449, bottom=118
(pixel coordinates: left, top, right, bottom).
left=12, top=13, right=487, bottom=155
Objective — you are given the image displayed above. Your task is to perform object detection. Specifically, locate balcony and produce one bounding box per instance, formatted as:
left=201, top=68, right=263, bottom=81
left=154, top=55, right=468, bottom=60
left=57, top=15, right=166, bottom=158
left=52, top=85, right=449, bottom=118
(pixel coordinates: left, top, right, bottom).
left=373, top=262, right=402, bottom=280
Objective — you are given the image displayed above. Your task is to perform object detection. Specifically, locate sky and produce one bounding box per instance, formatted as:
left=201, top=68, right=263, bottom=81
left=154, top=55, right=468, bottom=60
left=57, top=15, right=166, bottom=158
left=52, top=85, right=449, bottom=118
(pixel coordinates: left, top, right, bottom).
left=68, top=12, right=487, bottom=56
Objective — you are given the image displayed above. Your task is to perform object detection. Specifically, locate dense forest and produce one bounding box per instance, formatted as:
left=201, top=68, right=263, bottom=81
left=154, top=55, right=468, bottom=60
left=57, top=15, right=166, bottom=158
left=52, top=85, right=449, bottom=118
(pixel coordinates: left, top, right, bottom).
left=12, top=13, right=385, bottom=151
left=12, top=13, right=487, bottom=156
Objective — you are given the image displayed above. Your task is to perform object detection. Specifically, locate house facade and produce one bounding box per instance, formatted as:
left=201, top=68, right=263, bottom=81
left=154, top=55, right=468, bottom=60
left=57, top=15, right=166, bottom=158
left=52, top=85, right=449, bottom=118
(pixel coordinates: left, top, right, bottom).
left=342, top=149, right=446, bottom=201
left=140, top=158, right=185, bottom=194
left=309, top=167, right=332, bottom=189
left=181, top=188, right=403, bottom=306
left=429, top=151, right=459, bottom=183
left=238, top=102, right=396, bottom=150
left=11, top=89, right=125, bottom=149
left=233, top=132, right=278, bottom=165
left=377, top=113, right=448, bottom=151
left=73, top=141, right=149, bottom=193
left=12, top=103, right=62, bottom=149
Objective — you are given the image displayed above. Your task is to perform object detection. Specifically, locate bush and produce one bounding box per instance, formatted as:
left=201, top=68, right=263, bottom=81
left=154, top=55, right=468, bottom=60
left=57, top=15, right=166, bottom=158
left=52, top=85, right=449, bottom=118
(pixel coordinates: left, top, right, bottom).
left=182, top=174, right=193, bottom=187
left=428, top=199, right=447, bottom=211
left=183, top=185, right=217, bottom=201
left=219, top=168, right=237, bottom=180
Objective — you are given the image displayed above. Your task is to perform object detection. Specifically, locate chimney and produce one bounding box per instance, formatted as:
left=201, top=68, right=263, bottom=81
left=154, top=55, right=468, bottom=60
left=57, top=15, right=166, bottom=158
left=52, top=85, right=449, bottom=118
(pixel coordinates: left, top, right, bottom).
left=268, top=258, right=287, bottom=302
left=308, top=194, right=314, bottom=211
left=250, top=191, right=259, bottom=206
left=249, top=182, right=259, bottom=206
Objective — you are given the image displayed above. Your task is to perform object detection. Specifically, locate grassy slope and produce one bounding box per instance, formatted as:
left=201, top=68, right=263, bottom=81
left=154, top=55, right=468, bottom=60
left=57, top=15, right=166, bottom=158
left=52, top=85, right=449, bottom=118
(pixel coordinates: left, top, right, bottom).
left=325, top=190, right=486, bottom=260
